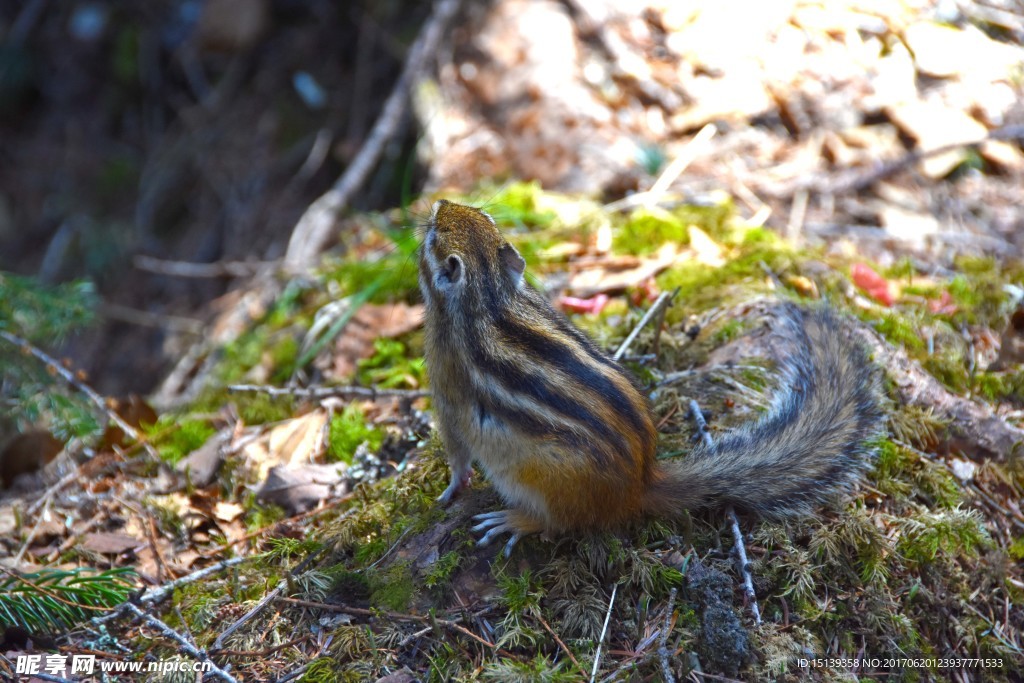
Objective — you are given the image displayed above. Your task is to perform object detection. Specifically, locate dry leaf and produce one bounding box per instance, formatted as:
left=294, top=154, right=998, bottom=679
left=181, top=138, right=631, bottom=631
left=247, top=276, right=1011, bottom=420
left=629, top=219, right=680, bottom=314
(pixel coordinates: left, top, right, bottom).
left=568, top=243, right=680, bottom=297
left=82, top=532, right=142, bottom=556
left=904, top=22, right=1024, bottom=80
left=256, top=463, right=347, bottom=514
left=241, top=411, right=330, bottom=483
left=687, top=226, right=725, bottom=267
left=99, top=394, right=157, bottom=450
left=540, top=242, right=585, bottom=260
left=885, top=102, right=987, bottom=178
left=214, top=502, right=245, bottom=523
left=785, top=275, right=818, bottom=298
left=176, top=431, right=228, bottom=487
left=0, top=431, right=62, bottom=489
left=324, top=303, right=424, bottom=380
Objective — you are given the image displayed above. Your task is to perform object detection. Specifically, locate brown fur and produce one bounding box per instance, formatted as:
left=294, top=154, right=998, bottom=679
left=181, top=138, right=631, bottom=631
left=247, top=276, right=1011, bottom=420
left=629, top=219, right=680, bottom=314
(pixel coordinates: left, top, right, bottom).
left=419, top=201, right=881, bottom=543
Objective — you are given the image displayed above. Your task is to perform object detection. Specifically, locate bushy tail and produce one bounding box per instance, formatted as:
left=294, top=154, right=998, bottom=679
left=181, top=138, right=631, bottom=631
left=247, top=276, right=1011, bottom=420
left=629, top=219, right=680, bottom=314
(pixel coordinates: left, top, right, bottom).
left=644, top=305, right=883, bottom=518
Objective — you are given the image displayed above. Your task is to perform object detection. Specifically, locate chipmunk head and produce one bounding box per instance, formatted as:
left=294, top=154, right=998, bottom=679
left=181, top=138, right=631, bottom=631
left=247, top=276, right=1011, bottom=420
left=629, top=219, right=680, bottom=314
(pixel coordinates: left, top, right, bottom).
left=420, top=200, right=526, bottom=311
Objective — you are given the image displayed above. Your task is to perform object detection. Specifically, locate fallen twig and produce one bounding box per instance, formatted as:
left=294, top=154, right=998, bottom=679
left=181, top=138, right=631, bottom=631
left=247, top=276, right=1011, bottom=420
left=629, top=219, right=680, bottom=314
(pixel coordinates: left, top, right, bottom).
left=763, top=124, right=1024, bottom=199
left=93, top=557, right=250, bottom=628
left=605, top=125, right=717, bottom=212
left=613, top=289, right=677, bottom=362
left=0, top=330, right=161, bottom=462
left=855, top=324, right=1024, bottom=461
left=689, top=399, right=762, bottom=625
left=133, top=255, right=276, bottom=278
left=212, top=549, right=324, bottom=651
left=590, top=582, right=618, bottom=683
left=123, top=603, right=238, bottom=683
left=281, top=598, right=502, bottom=652
left=283, top=0, right=464, bottom=270
left=99, top=302, right=205, bottom=335
left=227, top=383, right=429, bottom=401
left=658, top=587, right=677, bottom=683
left=538, top=613, right=587, bottom=679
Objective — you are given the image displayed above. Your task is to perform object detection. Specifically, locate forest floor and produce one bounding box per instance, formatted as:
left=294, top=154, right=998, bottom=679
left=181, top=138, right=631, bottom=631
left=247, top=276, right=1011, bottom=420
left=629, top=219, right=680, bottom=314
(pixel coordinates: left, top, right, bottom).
left=1, top=1, right=1023, bottom=681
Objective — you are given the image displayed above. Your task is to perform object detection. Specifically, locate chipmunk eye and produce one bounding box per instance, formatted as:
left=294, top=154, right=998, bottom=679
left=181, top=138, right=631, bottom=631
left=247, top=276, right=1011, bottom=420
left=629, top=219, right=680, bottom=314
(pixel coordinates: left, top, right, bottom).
left=441, top=254, right=463, bottom=284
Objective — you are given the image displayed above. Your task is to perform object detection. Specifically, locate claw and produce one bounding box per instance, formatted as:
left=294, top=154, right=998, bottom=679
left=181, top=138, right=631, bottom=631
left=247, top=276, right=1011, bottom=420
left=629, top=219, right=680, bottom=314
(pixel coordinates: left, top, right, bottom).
left=471, top=511, right=507, bottom=526
left=502, top=533, right=521, bottom=558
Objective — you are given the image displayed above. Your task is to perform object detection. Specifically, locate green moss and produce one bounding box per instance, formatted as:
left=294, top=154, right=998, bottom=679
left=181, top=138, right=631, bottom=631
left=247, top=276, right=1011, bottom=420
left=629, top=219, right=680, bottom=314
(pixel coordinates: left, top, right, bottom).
left=941, top=256, right=1014, bottom=325
left=149, top=417, right=216, bottom=465
left=424, top=642, right=463, bottom=682
left=884, top=256, right=917, bottom=282
left=481, top=655, right=576, bottom=682
left=264, top=281, right=307, bottom=329
left=367, top=561, right=415, bottom=612
left=327, top=404, right=384, bottom=464
left=220, top=329, right=268, bottom=382
left=1009, top=537, right=1024, bottom=561
left=475, top=180, right=558, bottom=229
left=327, top=255, right=420, bottom=305
left=300, top=657, right=340, bottom=683
left=888, top=405, right=947, bottom=450
left=327, top=565, right=372, bottom=602
left=710, top=318, right=745, bottom=345
left=656, top=242, right=793, bottom=315
left=901, top=282, right=944, bottom=299
left=613, top=201, right=734, bottom=256
left=946, top=275, right=981, bottom=310
left=954, top=255, right=999, bottom=276
left=870, top=439, right=962, bottom=509
left=331, top=625, right=374, bottom=664
left=246, top=502, right=286, bottom=531
left=329, top=570, right=371, bottom=603
left=614, top=207, right=688, bottom=255
left=975, top=370, right=1024, bottom=405
left=873, top=312, right=926, bottom=351
left=261, top=537, right=318, bottom=562
left=895, top=508, right=991, bottom=565
left=356, top=338, right=425, bottom=389
left=268, top=335, right=300, bottom=382
left=871, top=439, right=915, bottom=498
left=921, top=356, right=970, bottom=395
left=352, top=535, right=390, bottom=566
left=627, top=550, right=685, bottom=596
left=497, top=568, right=541, bottom=615
left=423, top=550, right=461, bottom=589
left=236, top=393, right=294, bottom=425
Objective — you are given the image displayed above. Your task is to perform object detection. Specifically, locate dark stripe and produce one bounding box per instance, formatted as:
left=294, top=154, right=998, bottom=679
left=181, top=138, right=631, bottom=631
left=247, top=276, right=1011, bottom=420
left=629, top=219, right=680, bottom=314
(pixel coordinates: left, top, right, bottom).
left=494, top=303, right=651, bottom=440
left=525, top=294, right=620, bottom=370
left=459, top=310, right=630, bottom=462
left=473, top=334, right=626, bottom=457
left=475, top=392, right=591, bottom=452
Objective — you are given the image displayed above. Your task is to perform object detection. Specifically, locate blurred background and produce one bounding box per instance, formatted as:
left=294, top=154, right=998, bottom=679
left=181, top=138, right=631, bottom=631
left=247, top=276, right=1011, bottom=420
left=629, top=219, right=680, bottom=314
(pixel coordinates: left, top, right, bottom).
left=1, top=0, right=1022, bottom=395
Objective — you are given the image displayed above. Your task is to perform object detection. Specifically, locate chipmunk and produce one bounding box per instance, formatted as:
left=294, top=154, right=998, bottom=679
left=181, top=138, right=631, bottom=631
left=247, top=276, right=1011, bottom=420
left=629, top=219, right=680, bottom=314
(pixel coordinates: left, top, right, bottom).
left=419, top=200, right=881, bottom=555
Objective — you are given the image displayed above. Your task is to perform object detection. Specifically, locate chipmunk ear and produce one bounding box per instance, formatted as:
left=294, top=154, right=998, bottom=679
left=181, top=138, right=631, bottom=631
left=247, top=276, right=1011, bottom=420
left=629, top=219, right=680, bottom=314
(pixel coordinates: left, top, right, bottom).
left=498, top=243, right=525, bottom=284
left=440, top=254, right=463, bottom=285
